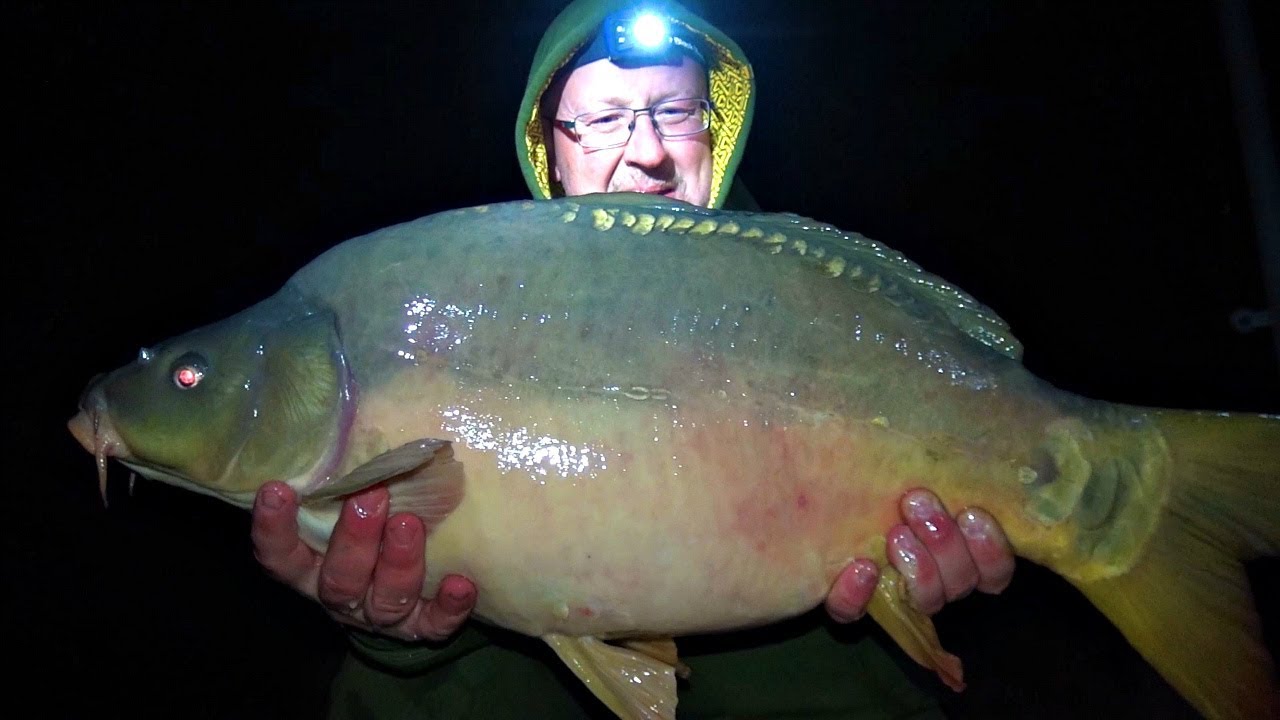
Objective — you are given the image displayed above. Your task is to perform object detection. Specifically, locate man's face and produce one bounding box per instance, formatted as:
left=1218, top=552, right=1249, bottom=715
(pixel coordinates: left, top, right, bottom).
left=550, top=55, right=712, bottom=207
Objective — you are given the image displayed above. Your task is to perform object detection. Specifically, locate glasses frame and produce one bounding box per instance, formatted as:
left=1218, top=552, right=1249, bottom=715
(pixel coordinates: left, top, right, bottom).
left=554, top=98, right=715, bottom=150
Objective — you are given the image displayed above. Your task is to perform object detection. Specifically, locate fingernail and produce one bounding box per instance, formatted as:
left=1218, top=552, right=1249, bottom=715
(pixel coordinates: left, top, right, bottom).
left=260, top=486, right=284, bottom=510
left=958, top=509, right=988, bottom=540
left=904, top=492, right=944, bottom=534
left=397, top=596, right=410, bottom=606
left=388, top=518, right=414, bottom=546
left=893, top=542, right=919, bottom=580
left=904, top=491, right=941, bottom=513
left=445, top=587, right=472, bottom=605
left=347, top=599, right=359, bottom=611
left=352, top=493, right=385, bottom=519
left=852, top=560, right=879, bottom=589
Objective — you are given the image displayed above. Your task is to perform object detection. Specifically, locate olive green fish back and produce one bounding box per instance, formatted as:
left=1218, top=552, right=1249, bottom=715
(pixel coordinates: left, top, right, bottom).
left=552, top=194, right=1024, bottom=361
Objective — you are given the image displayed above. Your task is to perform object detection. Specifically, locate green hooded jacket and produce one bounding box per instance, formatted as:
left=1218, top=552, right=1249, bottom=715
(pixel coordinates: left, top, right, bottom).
left=326, top=2, right=945, bottom=717
left=514, top=0, right=760, bottom=211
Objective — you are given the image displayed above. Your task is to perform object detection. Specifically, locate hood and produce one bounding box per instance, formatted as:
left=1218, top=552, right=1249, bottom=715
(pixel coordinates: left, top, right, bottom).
left=515, top=0, right=756, bottom=209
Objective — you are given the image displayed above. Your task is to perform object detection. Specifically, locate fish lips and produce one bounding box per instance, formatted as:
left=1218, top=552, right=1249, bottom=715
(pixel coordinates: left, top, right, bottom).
left=67, top=408, right=97, bottom=455
left=68, top=383, right=126, bottom=458
left=67, top=385, right=131, bottom=505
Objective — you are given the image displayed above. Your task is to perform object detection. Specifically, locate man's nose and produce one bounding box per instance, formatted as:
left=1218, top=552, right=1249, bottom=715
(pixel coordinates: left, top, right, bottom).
left=622, top=115, right=669, bottom=168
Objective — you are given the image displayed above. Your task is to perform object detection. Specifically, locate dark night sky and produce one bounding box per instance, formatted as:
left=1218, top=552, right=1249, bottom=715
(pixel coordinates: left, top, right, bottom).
left=9, top=1, right=1280, bottom=718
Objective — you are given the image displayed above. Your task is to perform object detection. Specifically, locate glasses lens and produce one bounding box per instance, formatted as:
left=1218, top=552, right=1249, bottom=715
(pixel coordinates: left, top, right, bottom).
left=573, top=108, right=632, bottom=149
left=570, top=99, right=711, bottom=148
left=652, top=99, right=710, bottom=136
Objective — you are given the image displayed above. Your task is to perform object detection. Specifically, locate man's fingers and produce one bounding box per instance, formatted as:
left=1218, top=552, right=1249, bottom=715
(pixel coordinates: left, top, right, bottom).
left=413, top=574, right=477, bottom=642
left=250, top=481, right=479, bottom=644
left=824, top=558, right=879, bottom=623
left=958, top=507, right=1016, bottom=594
left=365, top=513, right=427, bottom=627
left=887, top=524, right=945, bottom=615
left=901, top=489, right=979, bottom=603
left=251, top=481, right=318, bottom=589
left=317, top=487, right=389, bottom=613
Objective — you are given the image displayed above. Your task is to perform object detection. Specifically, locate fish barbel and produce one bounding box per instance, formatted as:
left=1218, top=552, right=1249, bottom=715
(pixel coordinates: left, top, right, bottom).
left=67, top=192, right=1280, bottom=719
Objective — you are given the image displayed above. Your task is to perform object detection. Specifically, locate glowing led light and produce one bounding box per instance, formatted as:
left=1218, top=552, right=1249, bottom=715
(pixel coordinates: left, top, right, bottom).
left=632, top=14, right=667, bottom=48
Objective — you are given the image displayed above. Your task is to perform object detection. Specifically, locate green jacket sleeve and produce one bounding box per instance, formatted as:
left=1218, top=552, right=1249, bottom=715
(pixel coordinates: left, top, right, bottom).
left=332, top=613, right=947, bottom=720
left=344, top=625, right=492, bottom=675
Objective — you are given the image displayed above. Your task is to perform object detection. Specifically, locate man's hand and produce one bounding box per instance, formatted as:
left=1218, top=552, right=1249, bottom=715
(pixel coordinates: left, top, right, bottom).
left=251, top=481, right=477, bottom=642
left=824, top=488, right=1015, bottom=622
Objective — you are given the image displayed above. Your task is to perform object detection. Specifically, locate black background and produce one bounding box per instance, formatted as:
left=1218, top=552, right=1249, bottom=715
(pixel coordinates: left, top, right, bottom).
left=9, top=1, right=1280, bottom=717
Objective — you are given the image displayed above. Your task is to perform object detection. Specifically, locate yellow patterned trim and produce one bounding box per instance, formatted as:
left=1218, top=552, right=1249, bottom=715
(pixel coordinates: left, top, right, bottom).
left=522, top=21, right=753, bottom=208
left=525, top=49, right=579, bottom=199
left=696, top=23, right=752, bottom=209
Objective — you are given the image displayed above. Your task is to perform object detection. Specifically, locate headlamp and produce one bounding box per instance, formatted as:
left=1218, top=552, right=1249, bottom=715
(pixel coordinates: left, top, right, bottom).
left=607, top=12, right=669, bottom=56
left=588, top=7, right=707, bottom=69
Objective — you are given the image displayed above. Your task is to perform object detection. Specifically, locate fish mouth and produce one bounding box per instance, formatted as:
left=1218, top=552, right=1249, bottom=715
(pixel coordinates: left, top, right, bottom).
left=67, top=388, right=130, bottom=507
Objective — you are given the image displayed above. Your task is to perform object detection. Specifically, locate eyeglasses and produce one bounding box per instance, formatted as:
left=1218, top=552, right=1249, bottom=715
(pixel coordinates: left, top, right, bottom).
left=555, top=98, right=713, bottom=149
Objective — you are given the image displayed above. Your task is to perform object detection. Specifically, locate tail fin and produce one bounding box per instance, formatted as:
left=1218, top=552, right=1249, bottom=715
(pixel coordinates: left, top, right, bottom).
left=1071, top=409, right=1280, bottom=720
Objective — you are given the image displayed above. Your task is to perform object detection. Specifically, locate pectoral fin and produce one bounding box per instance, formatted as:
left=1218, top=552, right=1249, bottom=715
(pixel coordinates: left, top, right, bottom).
left=866, top=565, right=965, bottom=692
left=543, top=634, right=677, bottom=720
left=306, top=438, right=449, bottom=499
left=384, top=442, right=465, bottom=537
left=296, top=439, right=464, bottom=551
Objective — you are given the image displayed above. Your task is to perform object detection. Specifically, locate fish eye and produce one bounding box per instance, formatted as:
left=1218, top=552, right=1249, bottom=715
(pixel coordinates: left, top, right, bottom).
left=170, top=352, right=208, bottom=389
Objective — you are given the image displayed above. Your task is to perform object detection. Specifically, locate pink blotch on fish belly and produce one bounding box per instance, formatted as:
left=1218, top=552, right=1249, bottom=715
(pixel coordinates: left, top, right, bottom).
left=746, top=492, right=811, bottom=553
left=796, top=492, right=810, bottom=511
left=681, top=420, right=879, bottom=569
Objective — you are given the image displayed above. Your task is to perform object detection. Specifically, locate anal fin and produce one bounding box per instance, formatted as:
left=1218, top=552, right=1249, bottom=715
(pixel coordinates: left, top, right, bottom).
left=543, top=634, right=677, bottom=720
left=866, top=565, right=965, bottom=692
left=621, top=638, right=690, bottom=679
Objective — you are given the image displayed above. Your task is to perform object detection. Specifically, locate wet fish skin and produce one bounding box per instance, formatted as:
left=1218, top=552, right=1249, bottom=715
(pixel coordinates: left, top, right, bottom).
left=68, top=193, right=1280, bottom=719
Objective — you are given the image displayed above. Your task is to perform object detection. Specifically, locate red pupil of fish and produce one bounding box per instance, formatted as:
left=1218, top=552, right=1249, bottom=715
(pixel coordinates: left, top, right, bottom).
left=175, top=367, right=199, bottom=387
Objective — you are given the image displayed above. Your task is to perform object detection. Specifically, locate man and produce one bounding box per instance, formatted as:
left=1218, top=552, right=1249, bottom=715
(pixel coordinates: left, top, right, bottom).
left=251, top=1, right=1016, bottom=716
